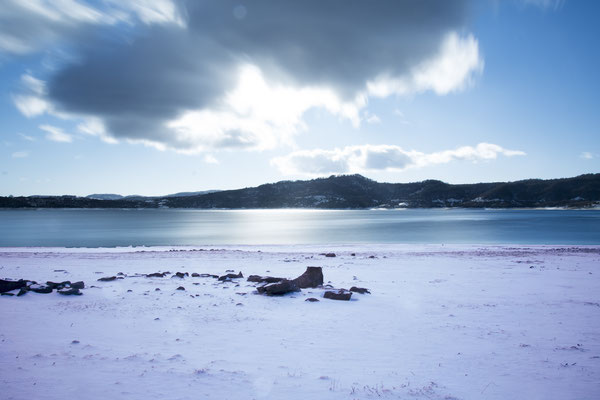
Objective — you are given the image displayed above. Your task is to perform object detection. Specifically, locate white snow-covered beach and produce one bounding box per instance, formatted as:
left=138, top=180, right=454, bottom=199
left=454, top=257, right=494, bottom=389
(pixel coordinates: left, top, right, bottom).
left=1, top=245, right=599, bottom=400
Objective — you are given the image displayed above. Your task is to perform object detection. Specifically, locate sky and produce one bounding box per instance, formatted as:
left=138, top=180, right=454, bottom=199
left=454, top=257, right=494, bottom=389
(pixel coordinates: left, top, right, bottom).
left=0, top=0, right=598, bottom=196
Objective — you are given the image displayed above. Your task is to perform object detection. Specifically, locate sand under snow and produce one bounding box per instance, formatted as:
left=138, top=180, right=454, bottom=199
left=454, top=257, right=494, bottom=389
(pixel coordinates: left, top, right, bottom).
left=0, top=244, right=599, bottom=400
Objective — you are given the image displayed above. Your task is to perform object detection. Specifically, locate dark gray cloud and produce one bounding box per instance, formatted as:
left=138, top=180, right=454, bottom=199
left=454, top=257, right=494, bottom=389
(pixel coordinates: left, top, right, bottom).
left=23, top=0, right=473, bottom=150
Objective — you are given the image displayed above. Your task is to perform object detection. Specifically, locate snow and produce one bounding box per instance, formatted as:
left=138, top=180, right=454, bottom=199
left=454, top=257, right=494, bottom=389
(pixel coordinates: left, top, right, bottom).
left=1, top=245, right=599, bottom=400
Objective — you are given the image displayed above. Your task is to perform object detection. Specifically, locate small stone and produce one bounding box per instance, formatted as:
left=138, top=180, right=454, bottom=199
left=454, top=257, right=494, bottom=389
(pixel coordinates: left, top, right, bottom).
left=198, top=274, right=219, bottom=278
left=173, top=272, right=189, bottom=278
left=324, top=253, right=336, bottom=257
left=176, top=286, right=185, bottom=291
left=71, top=340, right=80, bottom=344
left=29, top=284, right=53, bottom=294
left=305, top=298, right=320, bottom=302
left=146, top=272, right=167, bottom=278
left=155, top=288, right=161, bottom=291
left=71, top=281, right=85, bottom=290
left=58, top=288, right=82, bottom=296
left=97, top=276, right=117, bottom=282
left=247, top=275, right=285, bottom=283
left=323, top=290, right=352, bottom=301
left=349, top=286, right=370, bottom=294
left=218, top=272, right=243, bottom=281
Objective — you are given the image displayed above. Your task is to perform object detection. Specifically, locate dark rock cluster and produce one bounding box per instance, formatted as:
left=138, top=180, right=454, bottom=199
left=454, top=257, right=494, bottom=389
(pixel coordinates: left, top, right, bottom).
left=251, top=266, right=370, bottom=301
left=1, top=279, right=84, bottom=296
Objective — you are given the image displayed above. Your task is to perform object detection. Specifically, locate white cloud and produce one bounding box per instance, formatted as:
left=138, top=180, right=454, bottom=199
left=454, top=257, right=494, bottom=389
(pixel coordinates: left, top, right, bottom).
left=7, top=5, right=484, bottom=156
left=13, top=95, right=50, bottom=117
left=11, top=150, right=29, bottom=158
left=365, top=112, right=381, bottom=125
left=165, top=64, right=365, bottom=153
left=18, top=133, right=35, bottom=141
left=272, top=143, right=526, bottom=176
left=39, top=124, right=73, bottom=143
left=0, top=0, right=182, bottom=55
left=203, top=154, right=219, bottom=164
left=580, top=152, right=594, bottom=160
left=367, top=33, right=483, bottom=97
left=521, top=0, right=565, bottom=10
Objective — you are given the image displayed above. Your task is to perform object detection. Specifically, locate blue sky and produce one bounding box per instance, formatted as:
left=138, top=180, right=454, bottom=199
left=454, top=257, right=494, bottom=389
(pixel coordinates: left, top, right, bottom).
left=1, top=0, right=598, bottom=196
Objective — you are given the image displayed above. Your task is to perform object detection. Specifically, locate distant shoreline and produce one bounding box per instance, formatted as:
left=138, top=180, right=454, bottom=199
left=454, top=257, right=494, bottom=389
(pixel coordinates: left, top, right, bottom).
left=2, top=173, right=599, bottom=209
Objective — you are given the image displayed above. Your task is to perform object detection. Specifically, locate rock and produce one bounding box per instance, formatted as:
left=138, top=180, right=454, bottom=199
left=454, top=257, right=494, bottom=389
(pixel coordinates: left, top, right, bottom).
left=351, top=253, right=356, bottom=256
left=117, top=272, right=126, bottom=276
left=256, top=279, right=300, bottom=296
left=1, top=293, right=15, bottom=296
left=323, top=290, right=352, bottom=301
left=305, top=298, right=320, bottom=302
left=173, top=272, right=189, bottom=278
left=198, top=274, right=219, bottom=278
left=247, top=275, right=285, bottom=284
left=155, top=288, right=161, bottom=291
left=0, top=279, right=27, bottom=293
left=17, top=288, right=28, bottom=296
left=349, top=286, right=370, bottom=294
left=191, top=273, right=200, bottom=277
left=146, top=272, right=167, bottom=278
left=71, top=281, right=85, bottom=290
left=97, top=276, right=117, bottom=282
left=324, top=253, right=336, bottom=257
left=176, top=286, right=185, bottom=291
left=218, top=271, right=243, bottom=281
left=29, top=284, right=53, bottom=294
left=58, top=288, right=82, bottom=296
left=292, top=267, right=323, bottom=288
left=46, top=281, right=71, bottom=290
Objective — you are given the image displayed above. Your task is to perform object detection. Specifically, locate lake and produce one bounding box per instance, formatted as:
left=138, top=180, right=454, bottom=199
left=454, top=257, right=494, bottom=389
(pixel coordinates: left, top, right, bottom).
left=1, top=208, right=599, bottom=247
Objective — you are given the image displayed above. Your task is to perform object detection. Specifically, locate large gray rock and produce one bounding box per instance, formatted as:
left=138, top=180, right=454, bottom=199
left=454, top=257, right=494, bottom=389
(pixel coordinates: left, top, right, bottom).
left=292, top=267, right=323, bottom=288
left=256, top=279, right=300, bottom=296
left=0, top=279, right=27, bottom=293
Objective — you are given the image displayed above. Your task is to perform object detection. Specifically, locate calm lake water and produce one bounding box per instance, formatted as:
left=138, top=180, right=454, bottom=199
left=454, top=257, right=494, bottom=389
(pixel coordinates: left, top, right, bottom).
left=0, top=208, right=599, bottom=247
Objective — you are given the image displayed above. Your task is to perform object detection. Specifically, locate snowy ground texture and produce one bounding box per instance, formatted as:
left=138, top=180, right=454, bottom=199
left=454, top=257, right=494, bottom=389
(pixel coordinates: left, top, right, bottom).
left=1, top=244, right=599, bottom=400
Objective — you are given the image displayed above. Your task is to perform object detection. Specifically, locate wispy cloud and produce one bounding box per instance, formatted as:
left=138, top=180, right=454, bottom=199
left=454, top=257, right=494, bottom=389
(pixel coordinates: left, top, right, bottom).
left=39, top=124, right=72, bottom=143
left=203, top=154, right=219, bottom=164
left=11, top=150, right=29, bottom=158
left=18, top=133, right=35, bottom=141
left=272, top=143, right=526, bottom=176
left=580, top=152, right=594, bottom=160
left=521, top=0, right=566, bottom=11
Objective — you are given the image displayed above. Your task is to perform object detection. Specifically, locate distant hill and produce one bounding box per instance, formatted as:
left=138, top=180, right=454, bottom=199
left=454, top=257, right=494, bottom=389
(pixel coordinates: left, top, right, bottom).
left=1, top=174, right=599, bottom=209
